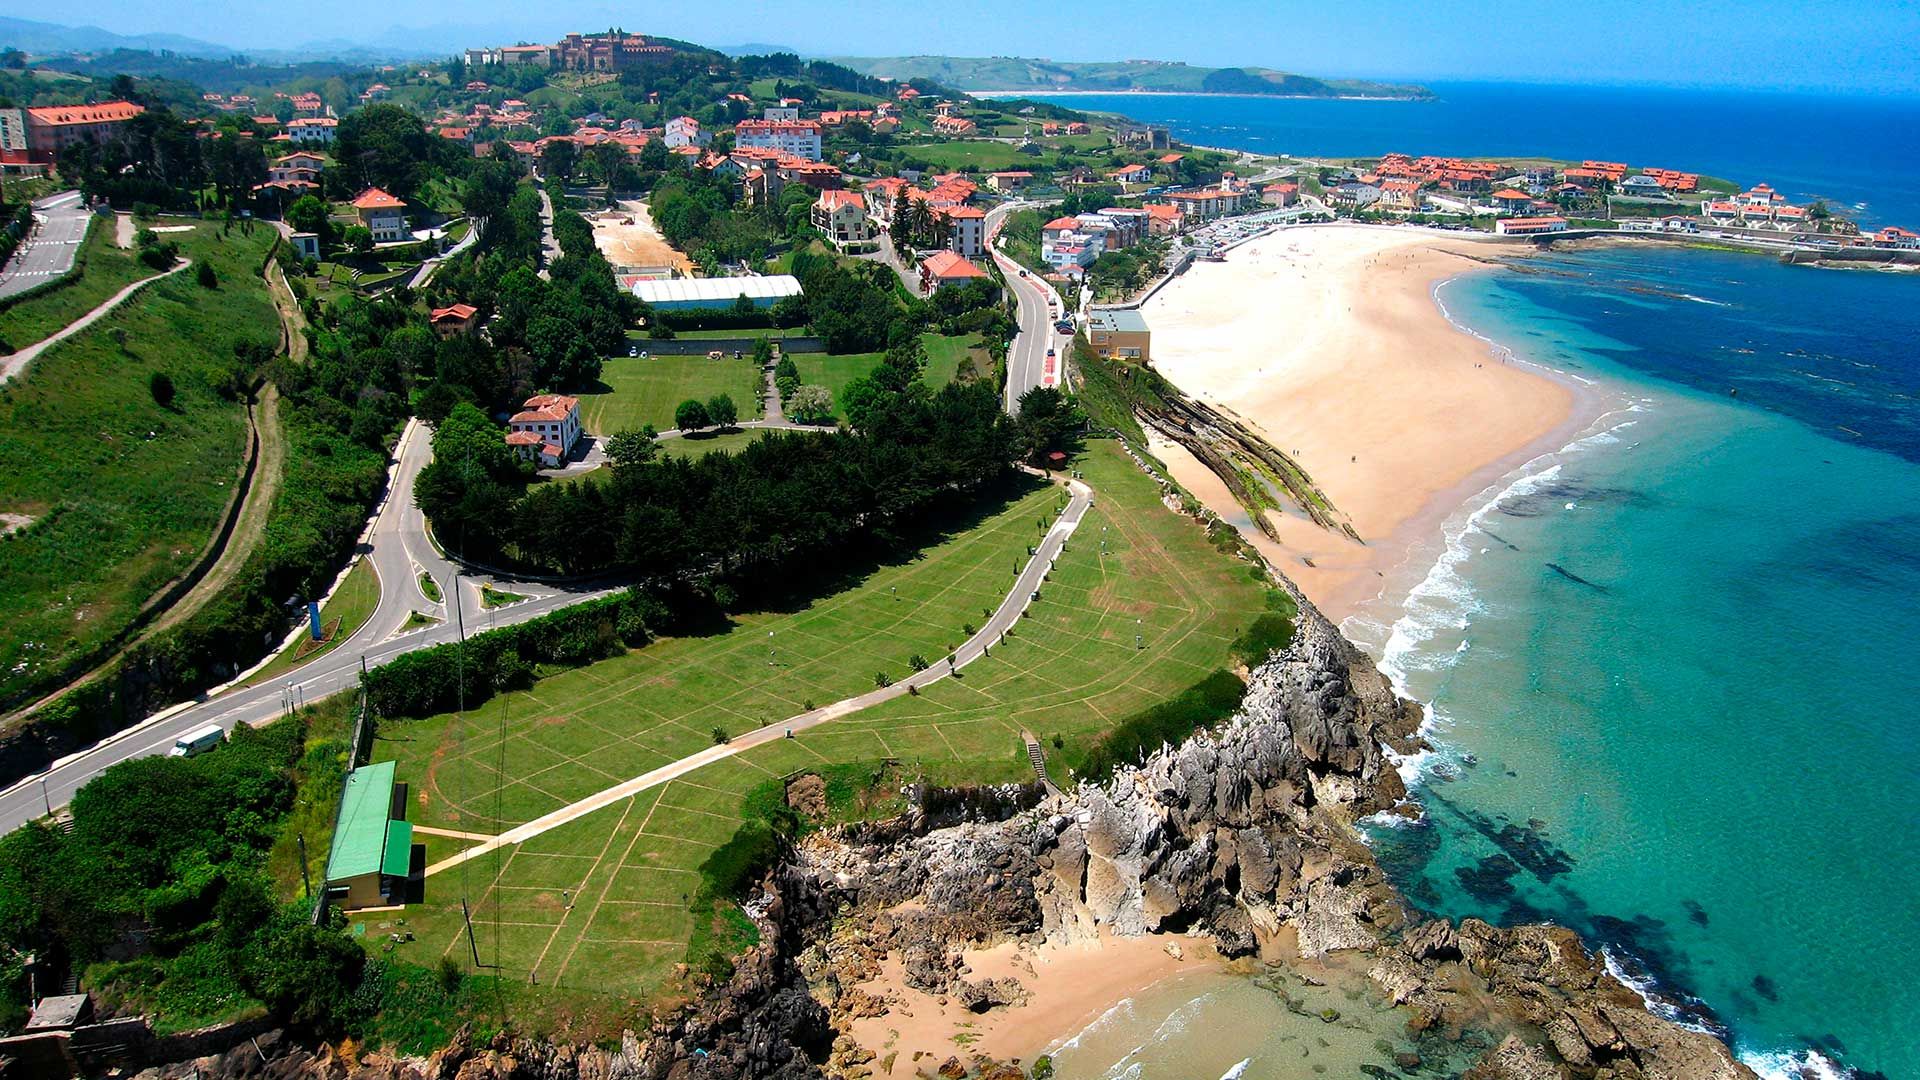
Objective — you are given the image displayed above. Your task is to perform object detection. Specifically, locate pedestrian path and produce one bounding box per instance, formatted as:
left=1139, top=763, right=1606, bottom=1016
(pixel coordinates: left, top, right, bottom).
left=0, top=259, right=189, bottom=385
left=422, top=473, right=1094, bottom=879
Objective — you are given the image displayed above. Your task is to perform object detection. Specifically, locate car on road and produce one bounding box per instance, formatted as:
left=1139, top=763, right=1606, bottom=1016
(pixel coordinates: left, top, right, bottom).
left=169, top=723, right=225, bottom=758
left=1018, top=269, right=1028, bottom=277
left=1046, top=348, right=1055, bottom=359
left=1054, top=320, right=1073, bottom=333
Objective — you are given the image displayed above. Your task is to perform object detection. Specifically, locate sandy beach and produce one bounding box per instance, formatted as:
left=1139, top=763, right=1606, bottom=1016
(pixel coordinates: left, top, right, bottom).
left=844, top=930, right=1199, bottom=1072
left=1142, top=225, right=1604, bottom=624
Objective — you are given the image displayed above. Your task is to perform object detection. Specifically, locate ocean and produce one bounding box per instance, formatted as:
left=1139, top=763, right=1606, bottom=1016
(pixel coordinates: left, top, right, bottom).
left=987, top=82, right=1920, bottom=227
left=1007, top=88, right=1920, bottom=1080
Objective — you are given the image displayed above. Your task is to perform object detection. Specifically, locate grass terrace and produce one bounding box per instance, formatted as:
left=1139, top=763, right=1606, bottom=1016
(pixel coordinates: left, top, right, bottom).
left=791, top=333, right=986, bottom=417
left=578, top=355, right=763, bottom=435
left=0, top=222, right=282, bottom=707
left=359, top=440, right=1280, bottom=1022
left=0, top=215, right=163, bottom=352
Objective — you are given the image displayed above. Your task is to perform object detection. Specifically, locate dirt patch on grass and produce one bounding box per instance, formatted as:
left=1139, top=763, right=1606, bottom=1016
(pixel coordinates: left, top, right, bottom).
left=590, top=200, right=696, bottom=274
left=0, top=512, right=33, bottom=536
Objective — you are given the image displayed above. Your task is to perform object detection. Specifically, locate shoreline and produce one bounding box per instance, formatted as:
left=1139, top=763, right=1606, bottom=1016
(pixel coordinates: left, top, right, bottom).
left=967, top=89, right=1429, bottom=102
left=1141, top=223, right=1612, bottom=626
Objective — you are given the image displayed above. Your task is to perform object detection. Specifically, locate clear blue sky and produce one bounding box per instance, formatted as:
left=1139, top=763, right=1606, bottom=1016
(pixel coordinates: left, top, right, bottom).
left=35, top=0, right=1920, bottom=95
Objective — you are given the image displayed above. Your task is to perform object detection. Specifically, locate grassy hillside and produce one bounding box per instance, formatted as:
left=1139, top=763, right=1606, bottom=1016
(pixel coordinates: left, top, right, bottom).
left=827, top=54, right=1431, bottom=99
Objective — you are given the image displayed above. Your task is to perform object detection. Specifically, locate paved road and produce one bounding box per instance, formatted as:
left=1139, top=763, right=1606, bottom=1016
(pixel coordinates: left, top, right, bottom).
left=986, top=201, right=1072, bottom=413
left=0, top=190, right=89, bottom=299
left=406, top=219, right=482, bottom=290
left=536, top=188, right=559, bottom=280
left=0, top=420, right=616, bottom=832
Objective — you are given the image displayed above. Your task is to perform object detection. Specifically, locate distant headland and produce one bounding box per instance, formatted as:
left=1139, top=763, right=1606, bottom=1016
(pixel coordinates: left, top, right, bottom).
left=824, top=53, right=1435, bottom=100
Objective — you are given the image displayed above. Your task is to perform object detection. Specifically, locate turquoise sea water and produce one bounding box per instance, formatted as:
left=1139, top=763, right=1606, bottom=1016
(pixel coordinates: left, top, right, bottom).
left=1348, top=248, right=1920, bottom=1080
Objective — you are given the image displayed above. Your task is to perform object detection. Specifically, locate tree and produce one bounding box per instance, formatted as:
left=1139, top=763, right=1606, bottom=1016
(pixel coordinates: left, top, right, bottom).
left=706, top=392, right=738, bottom=430
left=1014, top=386, right=1085, bottom=462
left=335, top=103, right=438, bottom=197
left=285, top=194, right=331, bottom=242
left=343, top=225, right=373, bottom=254
left=787, top=384, right=833, bottom=425
left=605, top=426, right=660, bottom=468
left=149, top=371, right=176, bottom=408
left=195, top=261, right=217, bottom=289
left=542, top=139, right=577, bottom=181
left=675, top=398, right=712, bottom=432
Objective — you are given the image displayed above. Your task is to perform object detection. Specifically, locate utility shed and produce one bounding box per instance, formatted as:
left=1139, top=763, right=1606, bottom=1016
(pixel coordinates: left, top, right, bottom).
left=324, top=761, right=418, bottom=909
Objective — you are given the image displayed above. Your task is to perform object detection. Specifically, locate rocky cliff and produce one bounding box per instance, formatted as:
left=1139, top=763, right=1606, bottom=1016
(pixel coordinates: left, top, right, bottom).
left=131, top=600, right=1755, bottom=1080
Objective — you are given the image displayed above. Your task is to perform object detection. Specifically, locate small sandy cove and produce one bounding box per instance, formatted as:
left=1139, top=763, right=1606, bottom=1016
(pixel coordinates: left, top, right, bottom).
left=845, top=930, right=1195, bottom=1072
left=1143, top=225, right=1602, bottom=622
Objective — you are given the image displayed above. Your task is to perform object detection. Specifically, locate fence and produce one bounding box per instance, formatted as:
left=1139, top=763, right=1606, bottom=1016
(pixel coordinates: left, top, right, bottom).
left=627, top=335, right=826, bottom=355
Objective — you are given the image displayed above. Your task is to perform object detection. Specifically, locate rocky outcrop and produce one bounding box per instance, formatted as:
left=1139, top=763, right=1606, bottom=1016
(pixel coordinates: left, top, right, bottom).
left=131, top=596, right=1754, bottom=1080
left=785, top=600, right=1756, bottom=1080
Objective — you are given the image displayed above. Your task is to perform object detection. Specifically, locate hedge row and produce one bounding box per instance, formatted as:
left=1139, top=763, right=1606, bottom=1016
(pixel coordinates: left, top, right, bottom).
left=1075, top=668, right=1248, bottom=784
left=361, top=590, right=663, bottom=718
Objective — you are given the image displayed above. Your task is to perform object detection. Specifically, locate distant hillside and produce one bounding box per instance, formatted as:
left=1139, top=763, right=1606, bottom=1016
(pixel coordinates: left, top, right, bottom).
left=0, top=15, right=237, bottom=59
left=825, top=55, right=1431, bottom=99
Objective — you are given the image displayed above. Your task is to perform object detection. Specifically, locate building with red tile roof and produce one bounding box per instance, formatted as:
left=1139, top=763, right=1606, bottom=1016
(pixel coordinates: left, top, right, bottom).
left=506, top=393, right=582, bottom=467
left=351, top=187, right=407, bottom=242
left=1494, top=216, right=1569, bottom=236
left=919, top=250, right=987, bottom=290
left=429, top=303, right=479, bottom=336
left=15, top=100, right=145, bottom=162
left=812, top=189, right=873, bottom=250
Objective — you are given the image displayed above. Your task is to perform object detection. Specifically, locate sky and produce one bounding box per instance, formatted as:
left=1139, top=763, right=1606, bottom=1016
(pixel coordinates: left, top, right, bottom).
left=15, top=0, right=1920, bottom=95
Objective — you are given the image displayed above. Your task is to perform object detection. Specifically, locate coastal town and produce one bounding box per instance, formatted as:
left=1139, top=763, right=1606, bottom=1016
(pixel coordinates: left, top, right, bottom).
left=0, top=17, right=1910, bottom=1080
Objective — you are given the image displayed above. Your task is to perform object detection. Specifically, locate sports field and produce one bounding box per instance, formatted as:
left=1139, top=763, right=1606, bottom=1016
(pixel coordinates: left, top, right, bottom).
left=577, top=355, right=762, bottom=435
left=358, top=440, right=1274, bottom=1012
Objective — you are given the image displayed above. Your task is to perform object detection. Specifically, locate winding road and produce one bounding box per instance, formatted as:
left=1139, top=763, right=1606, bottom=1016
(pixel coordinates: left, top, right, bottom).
left=986, top=200, right=1073, bottom=412
left=0, top=196, right=1089, bottom=836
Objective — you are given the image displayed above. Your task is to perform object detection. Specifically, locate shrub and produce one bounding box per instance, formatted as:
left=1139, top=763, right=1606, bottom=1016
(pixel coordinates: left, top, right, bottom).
left=908, top=654, right=928, bottom=671
left=1229, top=611, right=1296, bottom=668
left=875, top=671, right=892, bottom=688
left=712, top=726, right=731, bottom=744
left=195, top=261, right=218, bottom=289
left=148, top=371, right=176, bottom=408
left=1076, top=670, right=1247, bottom=783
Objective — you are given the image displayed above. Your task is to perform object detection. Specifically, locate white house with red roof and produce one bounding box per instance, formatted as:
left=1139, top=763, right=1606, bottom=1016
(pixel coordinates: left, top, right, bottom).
left=919, top=250, right=987, bottom=291
left=506, top=394, right=582, bottom=467
left=947, top=205, right=986, bottom=258
left=288, top=117, right=337, bottom=146
left=736, top=119, right=821, bottom=160
left=351, top=187, right=408, bottom=243
left=812, top=189, right=874, bottom=251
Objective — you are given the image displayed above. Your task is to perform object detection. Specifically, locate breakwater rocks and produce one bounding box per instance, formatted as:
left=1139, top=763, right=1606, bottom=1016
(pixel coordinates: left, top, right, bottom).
left=135, top=603, right=1754, bottom=1080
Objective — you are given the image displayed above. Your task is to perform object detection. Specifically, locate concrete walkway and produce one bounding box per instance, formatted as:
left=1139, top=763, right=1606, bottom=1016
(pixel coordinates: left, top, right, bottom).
left=0, top=259, right=189, bottom=385
left=423, top=471, right=1094, bottom=878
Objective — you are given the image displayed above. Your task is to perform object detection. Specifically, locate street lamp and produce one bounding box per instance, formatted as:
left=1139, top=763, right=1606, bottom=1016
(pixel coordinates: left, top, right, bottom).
left=1136, top=618, right=1144, bottom=650
left=768, top=630, right=776, bottom=666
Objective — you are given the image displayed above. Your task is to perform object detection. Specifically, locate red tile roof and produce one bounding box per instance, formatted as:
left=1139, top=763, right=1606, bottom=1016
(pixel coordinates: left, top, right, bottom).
left=351, top=187, right=405, bottom=210
left=945, top=206, right=985, bottom=219
left=430, top=303, right=478, bottom=323
left=1042, top=217, right=1081, bottom=232
left=27, top=101, right=145, bottom=126
left=921, top=250, right=986, bottom=280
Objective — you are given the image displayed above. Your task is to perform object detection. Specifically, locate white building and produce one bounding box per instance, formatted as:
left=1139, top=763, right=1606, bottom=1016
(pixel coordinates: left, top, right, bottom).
left=947, top=206, right=985, bottom=258
left=734, top=119, right=822, bottom=162
left=663, top=116, right=709, bottom=149
left=812, top=190, right=874, bottom=251
left=762, top=105, right=800, bottom=122
left=287, top=117, right=338, bottom=146
left=505, top=394, right=582, bottom=468
left=351, top=188, right=408, bottom=243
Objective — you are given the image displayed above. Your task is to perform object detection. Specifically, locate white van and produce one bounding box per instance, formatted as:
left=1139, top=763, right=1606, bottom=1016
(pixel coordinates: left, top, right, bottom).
left=169, top=723, right=225, bottom=758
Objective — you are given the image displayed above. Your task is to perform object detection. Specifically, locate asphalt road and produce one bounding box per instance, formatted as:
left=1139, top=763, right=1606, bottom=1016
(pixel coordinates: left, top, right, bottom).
left=0, top=190, right=89, bottom=299
left=0, top=420, right=616, bottom=833
left=986, top=201, right=1071, bottom=412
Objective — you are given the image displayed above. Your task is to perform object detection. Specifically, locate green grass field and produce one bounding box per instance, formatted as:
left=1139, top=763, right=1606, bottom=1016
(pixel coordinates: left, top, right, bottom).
left=791, top=333, right=983, bottom=417
left=0, top=222, right=283, bottom=707
left=578, top=355, right=762, bottom=435
left=899, top=140, right=1042, bottom=173
left=244, top=557, right=381, bottom=687
left=0, top=215, right=157, bottom=352
left=360, top=440, right=1273, bottom=1018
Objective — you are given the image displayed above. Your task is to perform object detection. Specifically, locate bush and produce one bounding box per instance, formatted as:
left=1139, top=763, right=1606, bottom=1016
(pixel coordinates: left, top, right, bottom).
left=1076, top=670, right=1247, bottom=783
left=908, top=654, right=928, bottom=671
left=195, top=261, right=218, bottom=289
left=363, top=591, right=662, bottom=717
left=149, top=371, right=176, bottom=408
left=1229, top=610, right=1296, bottom=668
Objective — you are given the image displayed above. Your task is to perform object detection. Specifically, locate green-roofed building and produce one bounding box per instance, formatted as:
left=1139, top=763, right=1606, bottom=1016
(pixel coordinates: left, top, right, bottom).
left=324, top=760, right=420, bottom=909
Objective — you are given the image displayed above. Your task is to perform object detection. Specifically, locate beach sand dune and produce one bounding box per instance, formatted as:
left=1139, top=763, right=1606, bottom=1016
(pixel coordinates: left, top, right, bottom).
left=1143, top=225, right=1594, bottom=622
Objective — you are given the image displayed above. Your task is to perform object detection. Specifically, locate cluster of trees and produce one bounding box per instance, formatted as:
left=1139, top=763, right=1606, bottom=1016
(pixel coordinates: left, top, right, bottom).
left=674, top=393, right=738, bottom=432
left=0, top=719, right=364, bottom=1034
left=333, top=103, right=466, bottom=200
left=58, top=105, right=245, bottom=210
left=428, top=370, right=1015, bottom=579
left=788, top=247, right=901, bottom=354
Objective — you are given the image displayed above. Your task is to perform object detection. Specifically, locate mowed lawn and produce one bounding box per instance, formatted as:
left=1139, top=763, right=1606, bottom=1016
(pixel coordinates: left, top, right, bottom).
left=792, top=333, right=985, bottom=419
left=366, top=440, right=1272, bottom=1006
left=0, top=223, right=281, bottom=706
left=578, top=355, right=761, bottom=435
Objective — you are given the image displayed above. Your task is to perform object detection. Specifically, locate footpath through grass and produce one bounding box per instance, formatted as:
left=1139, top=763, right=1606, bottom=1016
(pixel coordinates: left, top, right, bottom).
left=362, top=440, right=1277, bottom=1024
left=577, top=354, right=761, bottom=434
left=0, top=222, right=281, bottom=707
left=0, top=215, right=151, bottom=352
